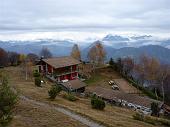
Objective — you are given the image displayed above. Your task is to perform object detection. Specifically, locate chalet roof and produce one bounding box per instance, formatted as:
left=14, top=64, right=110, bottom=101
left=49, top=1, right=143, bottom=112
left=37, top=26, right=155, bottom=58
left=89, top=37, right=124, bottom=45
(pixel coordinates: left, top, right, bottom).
left=42, top=56, right=81, bottom=69
left=86, top=87, right=161, bottom=108
left=61, top=79, right=87, bottom=91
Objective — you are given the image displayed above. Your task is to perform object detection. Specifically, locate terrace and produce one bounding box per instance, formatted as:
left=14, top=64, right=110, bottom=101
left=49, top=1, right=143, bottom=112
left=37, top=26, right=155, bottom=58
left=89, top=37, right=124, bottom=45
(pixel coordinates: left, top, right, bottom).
left=53, top=66, right=78, bottom=76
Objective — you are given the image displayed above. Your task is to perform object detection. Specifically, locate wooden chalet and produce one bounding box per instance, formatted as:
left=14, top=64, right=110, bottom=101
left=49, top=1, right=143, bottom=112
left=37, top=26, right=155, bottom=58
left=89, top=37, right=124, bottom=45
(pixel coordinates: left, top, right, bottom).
left=37, top=56, right=81, bottom=82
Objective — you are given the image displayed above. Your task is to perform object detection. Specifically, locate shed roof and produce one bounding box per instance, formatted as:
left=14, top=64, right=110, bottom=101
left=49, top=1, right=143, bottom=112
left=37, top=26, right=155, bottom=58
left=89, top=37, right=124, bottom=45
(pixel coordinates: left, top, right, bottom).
left=86, top=87, right=161, bottom=108
left=163, top=104, right=170, bottom=113
left=42, top=56, right=81, bottom=69
left=61, top=79, right=87, bottom=91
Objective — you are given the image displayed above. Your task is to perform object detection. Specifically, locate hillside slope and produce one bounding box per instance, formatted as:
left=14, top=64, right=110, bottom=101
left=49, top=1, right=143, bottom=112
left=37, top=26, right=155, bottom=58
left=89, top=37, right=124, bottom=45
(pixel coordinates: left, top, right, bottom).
left=2, top=66, right=158, bottom=127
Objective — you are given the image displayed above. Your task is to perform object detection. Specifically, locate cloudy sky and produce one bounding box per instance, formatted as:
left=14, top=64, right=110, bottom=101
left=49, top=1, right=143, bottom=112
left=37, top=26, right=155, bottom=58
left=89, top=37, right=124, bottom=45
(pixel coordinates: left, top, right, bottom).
left=0, top=0, right=170, bottom=40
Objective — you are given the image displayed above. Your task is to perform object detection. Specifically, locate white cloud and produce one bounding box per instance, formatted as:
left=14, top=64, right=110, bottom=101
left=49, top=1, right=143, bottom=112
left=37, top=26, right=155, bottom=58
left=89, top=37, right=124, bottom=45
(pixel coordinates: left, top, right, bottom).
left=0, top=0, right=170, bottom=40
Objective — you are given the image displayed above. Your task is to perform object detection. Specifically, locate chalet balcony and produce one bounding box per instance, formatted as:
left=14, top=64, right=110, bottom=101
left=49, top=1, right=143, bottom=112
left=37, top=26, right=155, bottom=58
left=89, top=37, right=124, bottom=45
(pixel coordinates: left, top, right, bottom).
left=53, top=69, right=78, bottom=76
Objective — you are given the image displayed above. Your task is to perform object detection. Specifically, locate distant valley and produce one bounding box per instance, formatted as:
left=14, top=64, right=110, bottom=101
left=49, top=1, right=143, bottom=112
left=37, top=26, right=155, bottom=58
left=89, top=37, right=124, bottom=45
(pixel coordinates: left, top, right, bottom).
left=1, top=34, right=170, bottom=63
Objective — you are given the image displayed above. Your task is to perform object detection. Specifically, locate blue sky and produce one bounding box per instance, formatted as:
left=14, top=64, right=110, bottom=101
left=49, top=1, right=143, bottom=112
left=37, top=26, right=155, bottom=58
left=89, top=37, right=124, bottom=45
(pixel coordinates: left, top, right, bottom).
left=0, top=0, right=170, bottom=40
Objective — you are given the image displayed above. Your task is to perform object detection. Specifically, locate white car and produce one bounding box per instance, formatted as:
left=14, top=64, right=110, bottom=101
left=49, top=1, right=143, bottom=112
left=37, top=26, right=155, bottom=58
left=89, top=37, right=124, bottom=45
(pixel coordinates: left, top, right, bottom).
left=112, top=85, right=119, bottom=90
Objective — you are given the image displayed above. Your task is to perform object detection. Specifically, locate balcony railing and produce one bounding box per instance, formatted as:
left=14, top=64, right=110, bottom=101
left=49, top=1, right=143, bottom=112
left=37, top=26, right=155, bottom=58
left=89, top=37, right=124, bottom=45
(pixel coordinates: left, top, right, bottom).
left=53, top=69, right=78, bottom=76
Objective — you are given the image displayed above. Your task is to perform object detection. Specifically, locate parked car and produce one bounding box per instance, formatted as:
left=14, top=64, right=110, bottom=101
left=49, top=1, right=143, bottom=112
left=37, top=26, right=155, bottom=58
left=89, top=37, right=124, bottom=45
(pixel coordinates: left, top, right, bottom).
left=112, top=85, right=119, bottom=90
left=108, top=80, right=114, bottom=85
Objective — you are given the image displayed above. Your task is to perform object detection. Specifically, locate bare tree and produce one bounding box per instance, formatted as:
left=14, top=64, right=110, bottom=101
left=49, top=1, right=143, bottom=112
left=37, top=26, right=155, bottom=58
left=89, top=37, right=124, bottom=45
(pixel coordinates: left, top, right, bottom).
left=78, top=63, right=93, bottom=78
left=164, top=73, right=170, bottom=104
left=134, top=54, right=169, bottom=101
left=27, top=53, right=39, bottom=64
left=19, top=54, right=27, bottom=64
left=87, top=46, right=97, bottom=72
left=88, top=46, right=97, bottom=64
left=88, top=41, right=106, bottom=66
left=71, top=44, right=81, bottom=60
left=134, top=54, right=150, bottom=85
left=96, top=42, right=106, bottom=65
left=156, top=64, right=169, bottom=103
left=19, top=54, right=28, bottom=80
left=8, top=51, right=19, bottom=65
left=39, top=47, right=52, bottom=59
left=21, top=58, right=33, bottom=81
left=146, top=57, right=160, bottom=85
left=0, top=48, right=8, bottom=66
left=122, top=57, right=134, bottom=77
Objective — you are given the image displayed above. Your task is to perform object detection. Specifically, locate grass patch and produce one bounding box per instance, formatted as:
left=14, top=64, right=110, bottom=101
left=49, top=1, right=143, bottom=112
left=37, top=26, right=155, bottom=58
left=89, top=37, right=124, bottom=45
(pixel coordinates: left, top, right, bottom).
left=84, top=74, right=106, bottom=84
left=133, top=112, right=144, bottom=121
left=133, top=112, right=170, bottom=126
left=63, top=93, right=78, bottom=101
left=157, top=117, right=170, bottom=126
left=144, top=116, right=157, bottom=125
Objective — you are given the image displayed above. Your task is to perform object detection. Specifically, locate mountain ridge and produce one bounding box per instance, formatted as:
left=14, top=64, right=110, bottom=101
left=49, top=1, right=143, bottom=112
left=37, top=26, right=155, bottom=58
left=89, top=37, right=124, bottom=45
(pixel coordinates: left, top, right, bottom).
left=1, top=34, right=170, bottom=63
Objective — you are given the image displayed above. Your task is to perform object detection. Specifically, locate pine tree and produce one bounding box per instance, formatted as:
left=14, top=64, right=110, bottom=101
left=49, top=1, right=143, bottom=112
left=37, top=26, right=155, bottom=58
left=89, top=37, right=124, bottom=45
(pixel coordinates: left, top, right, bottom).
left=109, top=58, right=114, bottom=66
left=0, top=77, right=18, bottom=125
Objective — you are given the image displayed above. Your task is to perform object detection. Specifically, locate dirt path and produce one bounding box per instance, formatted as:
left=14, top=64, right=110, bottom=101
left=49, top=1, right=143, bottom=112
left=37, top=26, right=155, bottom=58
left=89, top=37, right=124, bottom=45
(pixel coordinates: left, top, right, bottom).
left=20, top=95, right=105, bottom=127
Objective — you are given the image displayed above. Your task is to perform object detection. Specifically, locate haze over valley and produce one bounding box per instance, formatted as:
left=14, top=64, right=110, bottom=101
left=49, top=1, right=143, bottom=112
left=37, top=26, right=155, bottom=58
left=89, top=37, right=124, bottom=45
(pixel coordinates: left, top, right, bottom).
left=1, top=34, right=170, bottom=63
left=1, top=0, right=170, bottom=127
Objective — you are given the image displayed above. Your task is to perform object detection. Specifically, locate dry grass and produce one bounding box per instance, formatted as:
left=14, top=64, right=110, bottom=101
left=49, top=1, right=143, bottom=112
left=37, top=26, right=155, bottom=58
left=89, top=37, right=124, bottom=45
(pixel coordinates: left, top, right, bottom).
left=84, top=67, right=121, bottom=88
left=113, top=79, right=141, bottom=94
left=1, top=67, right=87, bottom=127
left=9, top=100, right=87, bottom=127
left=2, top=66, right=158, bottom=127
left=85, top=67, right=141, bottom=95
left=49, top=97, right=156, bottom=127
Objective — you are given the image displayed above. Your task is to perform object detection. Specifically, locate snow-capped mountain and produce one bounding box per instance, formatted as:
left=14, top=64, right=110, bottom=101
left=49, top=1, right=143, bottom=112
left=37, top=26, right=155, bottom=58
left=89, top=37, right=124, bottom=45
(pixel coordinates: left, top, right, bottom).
left=100, top=34, right=170, bottom=49
left=0, top=34, right=170, bottom=63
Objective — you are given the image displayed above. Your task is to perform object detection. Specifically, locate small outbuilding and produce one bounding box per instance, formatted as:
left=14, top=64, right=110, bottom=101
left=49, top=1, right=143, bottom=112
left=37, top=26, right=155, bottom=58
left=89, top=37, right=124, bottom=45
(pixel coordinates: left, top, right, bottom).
left=59, top=79, right=87, bottom=93
left=86, top=86, right=162, bottom=113
left=162, top=104, right=170, bottom=116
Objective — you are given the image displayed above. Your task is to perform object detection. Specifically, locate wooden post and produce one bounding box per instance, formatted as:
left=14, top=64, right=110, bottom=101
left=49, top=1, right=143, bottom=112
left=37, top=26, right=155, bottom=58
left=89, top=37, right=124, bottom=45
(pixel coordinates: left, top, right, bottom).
left=25, top=63, right=28, bottom=80
left=77, top=72, right=78, bottom=78
left=71, top=66, right=72, bottom=80
left=52, top=67, right=54, bottom=74
left=58, top=76, right=60, bottom=82
left=71, top=65, right=72, bottom=72
left=46, top=64, right=48, bottom=74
